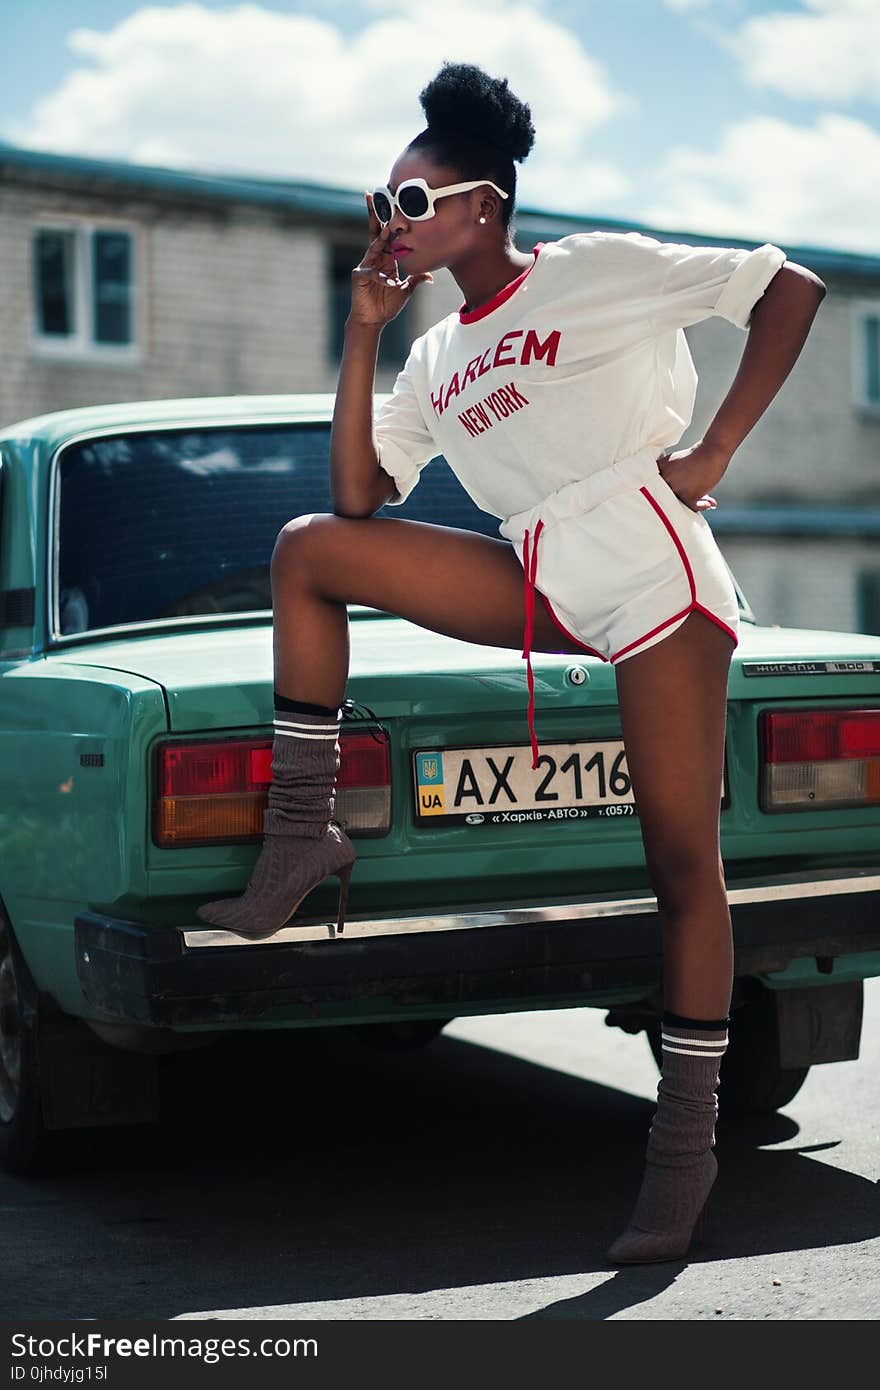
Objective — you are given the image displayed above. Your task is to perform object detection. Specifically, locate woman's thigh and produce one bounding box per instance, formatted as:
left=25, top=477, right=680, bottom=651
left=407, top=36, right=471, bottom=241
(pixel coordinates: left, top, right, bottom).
left=274, top=513, right=589, bottom=656
left=613, top=610, right=735, bottom=907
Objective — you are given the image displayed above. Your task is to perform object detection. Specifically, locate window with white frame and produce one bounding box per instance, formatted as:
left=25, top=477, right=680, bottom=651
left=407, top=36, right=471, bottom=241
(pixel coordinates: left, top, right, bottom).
left=852, top=299, right=880, bottom=411
left=32, top=221, right=138, bottom=358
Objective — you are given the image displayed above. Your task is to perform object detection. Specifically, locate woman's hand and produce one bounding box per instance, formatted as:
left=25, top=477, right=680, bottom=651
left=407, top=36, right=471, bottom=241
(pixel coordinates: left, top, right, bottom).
left=656, top=439, right=732, bottom=512
left=348, top=192, right=434, bottom=330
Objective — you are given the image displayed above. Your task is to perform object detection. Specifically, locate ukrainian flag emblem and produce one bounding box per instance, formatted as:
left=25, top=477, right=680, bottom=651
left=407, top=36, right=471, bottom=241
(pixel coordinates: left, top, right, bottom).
left=416, top=751, right=445, bottom=816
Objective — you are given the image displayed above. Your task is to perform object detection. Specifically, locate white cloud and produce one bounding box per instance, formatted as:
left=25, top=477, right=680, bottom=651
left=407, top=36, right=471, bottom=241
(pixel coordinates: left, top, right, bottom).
left=644, top=111, right=880, bottom=254
left=4, top=0, right=631, bottom=208
left=727, top=0, right=880, bottom=105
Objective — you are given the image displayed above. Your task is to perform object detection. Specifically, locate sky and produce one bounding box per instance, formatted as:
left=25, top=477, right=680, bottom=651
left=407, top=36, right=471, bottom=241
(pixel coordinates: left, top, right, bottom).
left=2, top=0, right=878, bottom=255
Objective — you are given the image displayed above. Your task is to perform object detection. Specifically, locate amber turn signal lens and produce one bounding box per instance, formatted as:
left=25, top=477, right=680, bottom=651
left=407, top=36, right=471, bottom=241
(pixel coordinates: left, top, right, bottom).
left=155, top=792, right=267, bottom=845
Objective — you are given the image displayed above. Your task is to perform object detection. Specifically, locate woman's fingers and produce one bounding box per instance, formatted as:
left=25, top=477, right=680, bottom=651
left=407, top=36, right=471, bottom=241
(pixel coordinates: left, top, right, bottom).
left=361, top=267, right=398, bottom=285
left=371, top=269, right=434, bottom=291
left=362, top=193, right=396, bottom=267
left=365, top=190, right=380, bottom=241
left=351, top=200, right=433, bottom=326
left=362, top=229, right=396, bottom=272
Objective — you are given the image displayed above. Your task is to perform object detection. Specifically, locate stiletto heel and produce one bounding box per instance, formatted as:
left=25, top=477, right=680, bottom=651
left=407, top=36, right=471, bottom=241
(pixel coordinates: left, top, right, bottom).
left=606, top=1149, right=718, bottom=1265
left=198, top=826, right=357, bottom=940
left=208, top=851, right=356, bottom=940
left=195, top=698, right=389, bottom=938
left=606, top=1017, right=728, bottom=1266
left=335, top=861, right=354, bottom=934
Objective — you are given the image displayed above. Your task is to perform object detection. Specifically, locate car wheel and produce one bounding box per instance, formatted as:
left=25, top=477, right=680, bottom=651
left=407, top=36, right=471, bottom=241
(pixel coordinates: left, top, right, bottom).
left=646, top=986, right=810, bottom=1116
left=0, top=910, right=50, bottom=1173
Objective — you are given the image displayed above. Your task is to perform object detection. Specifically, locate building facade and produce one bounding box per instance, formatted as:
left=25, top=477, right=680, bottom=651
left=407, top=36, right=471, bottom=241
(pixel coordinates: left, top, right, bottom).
left=1, top=144, right=878, bottom=634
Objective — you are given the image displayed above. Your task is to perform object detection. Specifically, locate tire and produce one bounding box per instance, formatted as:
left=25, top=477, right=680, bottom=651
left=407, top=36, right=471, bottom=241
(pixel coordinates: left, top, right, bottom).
left=0, top=909, right=52, bottom=1173
left=647, top=986, right=810, bottom=1116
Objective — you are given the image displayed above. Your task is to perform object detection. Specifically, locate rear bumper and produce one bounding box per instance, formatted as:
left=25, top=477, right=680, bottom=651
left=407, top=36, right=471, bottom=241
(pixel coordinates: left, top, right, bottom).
left=73, top=867, right=880, bottom=1028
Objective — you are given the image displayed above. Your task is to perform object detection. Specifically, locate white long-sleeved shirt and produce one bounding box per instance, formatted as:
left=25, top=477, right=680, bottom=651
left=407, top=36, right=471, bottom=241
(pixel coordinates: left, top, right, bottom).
left=373, top=230, right=787, bottom=525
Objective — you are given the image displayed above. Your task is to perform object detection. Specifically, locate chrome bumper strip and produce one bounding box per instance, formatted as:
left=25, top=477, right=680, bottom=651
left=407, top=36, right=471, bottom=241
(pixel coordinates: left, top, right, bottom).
left=180, top=868, right=880, bottom=949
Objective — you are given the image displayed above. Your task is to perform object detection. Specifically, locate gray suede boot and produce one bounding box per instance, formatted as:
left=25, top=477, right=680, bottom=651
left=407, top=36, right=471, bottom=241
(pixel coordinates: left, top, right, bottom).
left=606, top=1013, right=729, bottom=1264
left=195, top=704, right=355, bottom=938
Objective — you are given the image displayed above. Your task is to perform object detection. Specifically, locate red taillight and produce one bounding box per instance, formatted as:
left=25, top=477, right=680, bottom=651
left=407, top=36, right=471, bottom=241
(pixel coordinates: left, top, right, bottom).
left=159, top=740, right=270, bottom=797
left=763, top=709, right=880, bottom=763
left=337, top=730, right=392, bottom=789
left=154, top=727, right=392, bottom=846
left=761, top=708, right=880, bottom=811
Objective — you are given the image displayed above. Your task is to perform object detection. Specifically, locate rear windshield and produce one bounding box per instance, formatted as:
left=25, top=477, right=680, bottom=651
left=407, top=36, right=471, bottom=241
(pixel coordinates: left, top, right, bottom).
left=55, top=423, right=497, bottom=634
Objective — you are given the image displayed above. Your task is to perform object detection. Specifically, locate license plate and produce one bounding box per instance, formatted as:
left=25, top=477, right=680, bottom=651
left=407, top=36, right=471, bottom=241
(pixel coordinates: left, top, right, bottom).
left=414, top=740, right=726, bottom=826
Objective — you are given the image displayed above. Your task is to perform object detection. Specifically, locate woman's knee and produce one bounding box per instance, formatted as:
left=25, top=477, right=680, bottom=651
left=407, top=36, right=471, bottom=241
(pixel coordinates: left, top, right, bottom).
left=643, top=837, right=725, bottom=919
left=272, top=512, right=339, bottom=577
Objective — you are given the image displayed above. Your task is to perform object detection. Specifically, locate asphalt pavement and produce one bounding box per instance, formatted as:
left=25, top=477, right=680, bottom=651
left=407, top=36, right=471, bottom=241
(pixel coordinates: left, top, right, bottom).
left=1, top=978, right=878, bottom=1321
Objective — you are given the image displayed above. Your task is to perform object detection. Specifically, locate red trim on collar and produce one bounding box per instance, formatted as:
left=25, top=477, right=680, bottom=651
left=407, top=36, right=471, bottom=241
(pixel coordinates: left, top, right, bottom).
left=458, top=244, right=546, bottom=324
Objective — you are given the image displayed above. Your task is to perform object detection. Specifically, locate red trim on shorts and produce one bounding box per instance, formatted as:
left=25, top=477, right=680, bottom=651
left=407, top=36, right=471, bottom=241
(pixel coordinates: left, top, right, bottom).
left=610, top=604, right=694, bottom=661
left=639, top=487, right=696, bottom=601
left=693, top=602, right=739, bottom=645
left=539, top=591, right=608, bottom=661
left=522, top=523, right=608, bottom=771
left=608, top=488, right=738, bottom=662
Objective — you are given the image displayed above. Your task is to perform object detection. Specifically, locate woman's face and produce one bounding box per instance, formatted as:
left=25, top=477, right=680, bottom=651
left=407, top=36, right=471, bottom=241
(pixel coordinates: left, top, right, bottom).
left=381, top=150, right=495, bottom=273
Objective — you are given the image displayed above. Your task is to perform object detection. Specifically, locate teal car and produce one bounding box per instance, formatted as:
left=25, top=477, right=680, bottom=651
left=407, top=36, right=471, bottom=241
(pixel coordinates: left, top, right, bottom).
left=1, top=395, right=878, bottom=1171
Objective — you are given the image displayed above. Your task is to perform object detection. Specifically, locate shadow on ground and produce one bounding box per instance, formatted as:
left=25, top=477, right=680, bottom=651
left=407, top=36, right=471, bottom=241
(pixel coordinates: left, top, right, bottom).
left=1, top=1027, right=876, bottom=1319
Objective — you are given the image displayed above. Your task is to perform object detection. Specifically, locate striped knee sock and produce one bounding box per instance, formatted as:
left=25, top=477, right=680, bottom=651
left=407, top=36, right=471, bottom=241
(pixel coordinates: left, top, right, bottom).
left=606, top=1009, right=729, bottom=1261
left=266, top=693, right=342, bottom=836
left=194, top=693, right=353, bottom=933
left=649, top=1010, right=730, bottom=1158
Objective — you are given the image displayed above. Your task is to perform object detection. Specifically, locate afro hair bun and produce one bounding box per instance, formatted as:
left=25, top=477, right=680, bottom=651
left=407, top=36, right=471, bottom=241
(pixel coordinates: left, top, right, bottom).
left=418, top=61, right=536, bottom=163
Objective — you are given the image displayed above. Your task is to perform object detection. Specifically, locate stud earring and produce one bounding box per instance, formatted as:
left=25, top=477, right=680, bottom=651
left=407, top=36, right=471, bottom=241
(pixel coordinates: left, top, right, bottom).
left=479, top=216, right=486, bottom=224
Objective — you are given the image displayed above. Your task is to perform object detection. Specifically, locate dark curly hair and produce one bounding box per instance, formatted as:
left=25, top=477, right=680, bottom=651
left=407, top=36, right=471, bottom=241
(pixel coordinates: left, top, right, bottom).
left=406, top=61, right=536, bottom=235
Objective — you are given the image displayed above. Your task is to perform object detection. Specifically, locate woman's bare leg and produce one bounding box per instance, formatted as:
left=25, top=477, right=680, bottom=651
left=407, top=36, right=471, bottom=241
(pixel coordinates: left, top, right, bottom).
left=196, top=512, right=587, bottom=936
left=270, top=512, right=587, bottom=704
left=613, top=610, right=736, bottom=1017
left=607, top=610, right=736, bottom=1263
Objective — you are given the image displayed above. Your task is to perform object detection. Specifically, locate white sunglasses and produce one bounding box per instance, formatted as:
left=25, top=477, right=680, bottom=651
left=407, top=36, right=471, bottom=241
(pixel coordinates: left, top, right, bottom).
left=371, top=177, right=509, bottom=224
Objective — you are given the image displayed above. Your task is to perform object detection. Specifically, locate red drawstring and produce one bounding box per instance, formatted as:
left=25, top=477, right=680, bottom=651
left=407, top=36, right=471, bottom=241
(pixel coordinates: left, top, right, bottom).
left=521, top=518, right=544, bottom=770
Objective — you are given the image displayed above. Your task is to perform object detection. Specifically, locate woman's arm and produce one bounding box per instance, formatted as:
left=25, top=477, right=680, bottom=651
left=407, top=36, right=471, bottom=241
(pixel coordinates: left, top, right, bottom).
left=329, top=320, right=396, bottom=518
left=329, top=192, right=435, bottom=518
left=658, top=262, right=826, bottom=508
left=703, top=262, right=826, bottom=463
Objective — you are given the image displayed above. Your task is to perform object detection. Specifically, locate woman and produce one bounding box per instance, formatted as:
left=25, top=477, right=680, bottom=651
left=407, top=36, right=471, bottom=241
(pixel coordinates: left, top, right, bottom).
left=197, top=61, right=826, bottom=1264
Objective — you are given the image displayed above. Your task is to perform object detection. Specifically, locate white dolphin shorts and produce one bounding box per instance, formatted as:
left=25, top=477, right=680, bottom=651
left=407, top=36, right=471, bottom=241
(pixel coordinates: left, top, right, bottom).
left=499, top=449, right=741, bottom=763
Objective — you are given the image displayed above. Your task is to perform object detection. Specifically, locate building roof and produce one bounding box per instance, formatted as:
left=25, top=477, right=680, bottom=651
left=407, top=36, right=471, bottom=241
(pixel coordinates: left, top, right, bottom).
left=1, top=141, right=876, bottom=279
